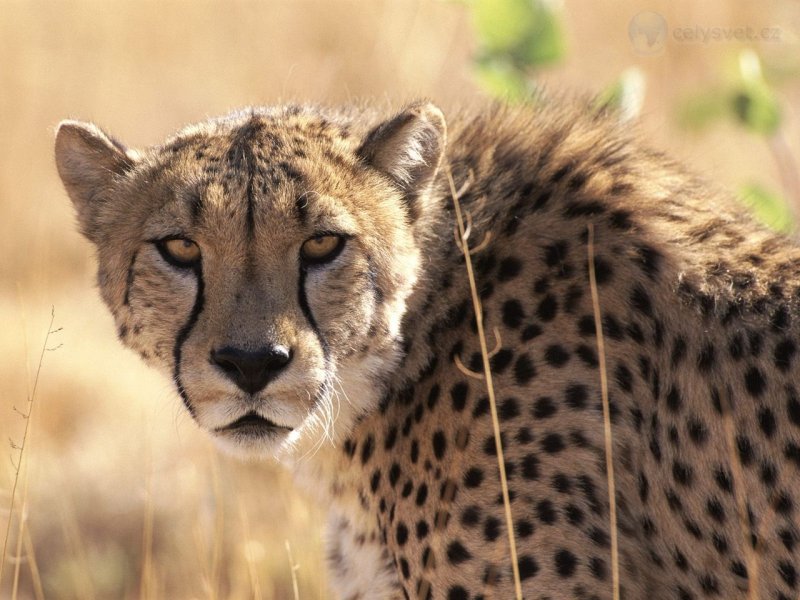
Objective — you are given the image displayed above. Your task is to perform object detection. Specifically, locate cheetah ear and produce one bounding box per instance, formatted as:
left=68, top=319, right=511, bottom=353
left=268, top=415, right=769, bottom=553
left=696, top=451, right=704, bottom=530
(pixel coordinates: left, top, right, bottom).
left=357, top=102, right=446, bottom=207
left=55, top=120, right=136, bottom=243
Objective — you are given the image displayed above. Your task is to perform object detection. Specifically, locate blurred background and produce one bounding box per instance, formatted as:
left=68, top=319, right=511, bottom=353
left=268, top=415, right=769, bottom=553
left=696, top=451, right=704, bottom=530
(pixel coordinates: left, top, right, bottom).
left=1, top=1, right=799, bottom=598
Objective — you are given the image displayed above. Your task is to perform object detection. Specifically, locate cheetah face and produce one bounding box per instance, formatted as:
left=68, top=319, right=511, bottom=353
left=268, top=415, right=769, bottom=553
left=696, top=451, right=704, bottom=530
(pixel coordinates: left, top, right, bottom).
left=55, top=103, right=445, bottom=459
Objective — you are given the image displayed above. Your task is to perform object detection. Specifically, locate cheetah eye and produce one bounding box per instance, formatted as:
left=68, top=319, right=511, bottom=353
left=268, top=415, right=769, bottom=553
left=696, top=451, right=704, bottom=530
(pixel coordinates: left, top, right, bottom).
left=300, top=234, right=346, bottom=266
left=156, top=237, right=202, bottom=269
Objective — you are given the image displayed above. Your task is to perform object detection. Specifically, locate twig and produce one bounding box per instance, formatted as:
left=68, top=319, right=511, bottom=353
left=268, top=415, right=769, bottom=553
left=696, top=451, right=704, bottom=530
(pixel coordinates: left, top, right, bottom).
left=446, top=164, right=522, bottom=599
left=587, top=224, right=620, bottom=600
left=1, top=308, right=57, bottom=592
left=285, top=540, right=300, bottom=600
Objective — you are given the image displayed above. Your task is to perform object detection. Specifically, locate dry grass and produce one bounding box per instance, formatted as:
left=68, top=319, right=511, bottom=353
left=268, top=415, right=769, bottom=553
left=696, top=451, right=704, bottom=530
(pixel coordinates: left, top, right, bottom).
left=1, top=2, right=799, bottom=598
left=587, top=225, right=620, bottom=600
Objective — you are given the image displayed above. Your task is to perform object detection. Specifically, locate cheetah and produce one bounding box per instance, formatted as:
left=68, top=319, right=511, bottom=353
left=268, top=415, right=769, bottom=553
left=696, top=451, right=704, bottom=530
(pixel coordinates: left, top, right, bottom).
left=55, top=97, right=800, bottom=599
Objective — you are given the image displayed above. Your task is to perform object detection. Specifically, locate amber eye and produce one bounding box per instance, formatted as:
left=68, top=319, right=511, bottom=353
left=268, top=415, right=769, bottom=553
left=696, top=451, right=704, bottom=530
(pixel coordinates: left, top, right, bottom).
left=300, top=234, right=345, bottom=265
left=156, top=238, right=201, bottom=269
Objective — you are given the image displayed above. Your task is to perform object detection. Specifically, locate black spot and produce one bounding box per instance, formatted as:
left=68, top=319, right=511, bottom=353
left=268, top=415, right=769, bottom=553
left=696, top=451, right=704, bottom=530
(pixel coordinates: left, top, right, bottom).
left=554, top=549, right=577, bottom=577
left=566, top=504, right=584, bottom=525
left=671, top=337, right=687, bottom=366
left=578, top=314, right=596, bottom=336
left=687, top=418, right=708, bottom=446
left=521, top=323, right=543, bottom=341
left=450, top=382, right=469, bottom=412
left=630, top=285, right=653, bottom=317
left=483, top=517, right=501, bottom=541
left=513, top=353, right=536, bottom=385
left=697, top=344, right=716, bottom=372
left=666, top=386, right=682, bottom=413
left=541, top=433, right=565, bottom=453
left=788, top=387, right=800, bottom=428
left=614, top=364, right=633, bottom=393
left=565, top=384, right=588, bottom=409
left=775, top=338, right=797, bottom=372
left=602, top=315, right=625, bottom=340
left=427, top=383, right=441, bottom=410
left=537, top=500, right=557, bottom=524
left=544, top=344, right=570, bottom=367
left=552, top=473, right=572, bottom=494
left=635, top=244, right=662, bottom=279
left=447, top=586, right=469, bottom=600
left=563, top=200, right=605, bottom=218
left=360, top=435, right=374, bottom=465
left=590, top=256, right=613, bottom=284
left=521, top=454, right=540, bottom=480
left=446, top=541, right=472, bottom=565
left=758, top=407, right=777, bottom=438
left=500, top=397, right=520, bottom=420
left=389, top=463, right=401, bottom=487
left=415, top=483, right=428, bottom=506
left=744, top=366, right=766, bottom=397
left=472, top=397, right=490, bottom=418
left=497, top=257, right=523, bottom=281
left=533, top=396, right=557, bottom=419
left=609, top=209, right=633, bottom=230
left=518, top=555, right=539, bottom=580
left=369, top=469, right=381, bottom=492
left=575, top=345, right=598, bottom=368
left=396, top=522, right=409, bottom=545
left=464, top=468, right=483, bottom=488
left=460, top=506, right=480, bottom=527
left=737, top=436, right=755, bottom=466
left=432, top=431, right=447, bottom=460
left=728, top=332, right=745, bottom=360
left=502, top=299, right=525, bottom=329
left=779, top=561, right=797, bottom=589
left=490, top=348, right=514, bottom=373
left=771, top=305, right=791, bottom=331
left=536, top=294, right=559, bottom=321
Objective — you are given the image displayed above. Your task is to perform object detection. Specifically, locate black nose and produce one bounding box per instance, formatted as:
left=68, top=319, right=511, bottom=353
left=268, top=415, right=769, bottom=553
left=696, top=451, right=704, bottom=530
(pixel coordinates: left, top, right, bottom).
left=211, top=345, right=292, bottom=394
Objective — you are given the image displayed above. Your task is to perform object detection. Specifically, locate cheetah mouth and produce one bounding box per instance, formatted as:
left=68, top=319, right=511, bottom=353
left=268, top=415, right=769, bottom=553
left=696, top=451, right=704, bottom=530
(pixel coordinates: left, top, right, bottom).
left=216, top=412, right=293, bottom=436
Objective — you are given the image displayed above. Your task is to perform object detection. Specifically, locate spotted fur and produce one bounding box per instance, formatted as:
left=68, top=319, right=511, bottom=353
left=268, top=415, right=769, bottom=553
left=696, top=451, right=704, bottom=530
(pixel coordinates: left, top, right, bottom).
left=56, top=97, right=800, bottom=599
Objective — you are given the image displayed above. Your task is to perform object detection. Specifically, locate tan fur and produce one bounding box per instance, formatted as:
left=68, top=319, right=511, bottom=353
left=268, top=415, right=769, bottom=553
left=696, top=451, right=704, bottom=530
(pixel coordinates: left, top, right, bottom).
left=56, top=98, right=800, bottom=599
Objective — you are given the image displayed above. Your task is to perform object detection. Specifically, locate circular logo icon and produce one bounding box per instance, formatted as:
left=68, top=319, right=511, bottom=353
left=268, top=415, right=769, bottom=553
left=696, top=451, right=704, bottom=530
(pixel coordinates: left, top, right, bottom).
left=629, top=12, right=668, bottom=55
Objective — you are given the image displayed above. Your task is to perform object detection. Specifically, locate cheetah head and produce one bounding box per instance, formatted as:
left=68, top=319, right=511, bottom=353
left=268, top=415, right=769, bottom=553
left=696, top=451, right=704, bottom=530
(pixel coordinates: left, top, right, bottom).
left=54, top=103, right=446, bottom=459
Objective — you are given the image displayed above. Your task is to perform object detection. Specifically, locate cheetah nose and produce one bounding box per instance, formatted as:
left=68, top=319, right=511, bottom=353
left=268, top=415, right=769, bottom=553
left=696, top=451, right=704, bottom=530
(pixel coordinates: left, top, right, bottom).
left=211, top=345, right=292, bottom=395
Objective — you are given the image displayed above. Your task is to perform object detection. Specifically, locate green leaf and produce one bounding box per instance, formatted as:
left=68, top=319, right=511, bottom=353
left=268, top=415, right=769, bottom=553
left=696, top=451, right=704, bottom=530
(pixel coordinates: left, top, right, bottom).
left=739, top=182, right=794, bottom=233
left=676, top=91, right=728, bottom=131
left=473, top=57, right=530, bottom=102
left=472, top=0, right=565, bottom=69
left=730, top=84, right=781, bottom=136
left=730, top=50, right=782, bottom=136
left=472, top=0, right=539, bottom=54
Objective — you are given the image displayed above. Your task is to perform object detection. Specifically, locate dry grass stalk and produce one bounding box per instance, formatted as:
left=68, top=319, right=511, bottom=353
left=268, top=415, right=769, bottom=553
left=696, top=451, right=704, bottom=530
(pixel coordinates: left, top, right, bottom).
left=1, top=307, right=59, bottom=595
left=587, top=224, right=620, bottom=600
left=446, top=165, right=523, bottom=599
left=285, top=540, right=300, bottom=600
left=22, top=528, right=44, bottom=600
left=139, top=452, right=156, bottom=600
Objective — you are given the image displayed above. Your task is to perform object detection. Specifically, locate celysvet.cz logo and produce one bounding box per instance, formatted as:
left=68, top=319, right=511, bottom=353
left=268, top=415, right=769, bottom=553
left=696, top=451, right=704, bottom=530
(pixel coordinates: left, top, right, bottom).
left=629, top=12, right=783, bottom=55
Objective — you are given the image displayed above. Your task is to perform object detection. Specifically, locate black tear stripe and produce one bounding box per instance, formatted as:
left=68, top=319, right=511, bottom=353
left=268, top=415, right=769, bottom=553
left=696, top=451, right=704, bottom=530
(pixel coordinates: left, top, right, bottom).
left=123, top=251, right=139, bottom=306
left=298, top=266, right=329, bottom=359
left=172, top=264, right=205, bottom=419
